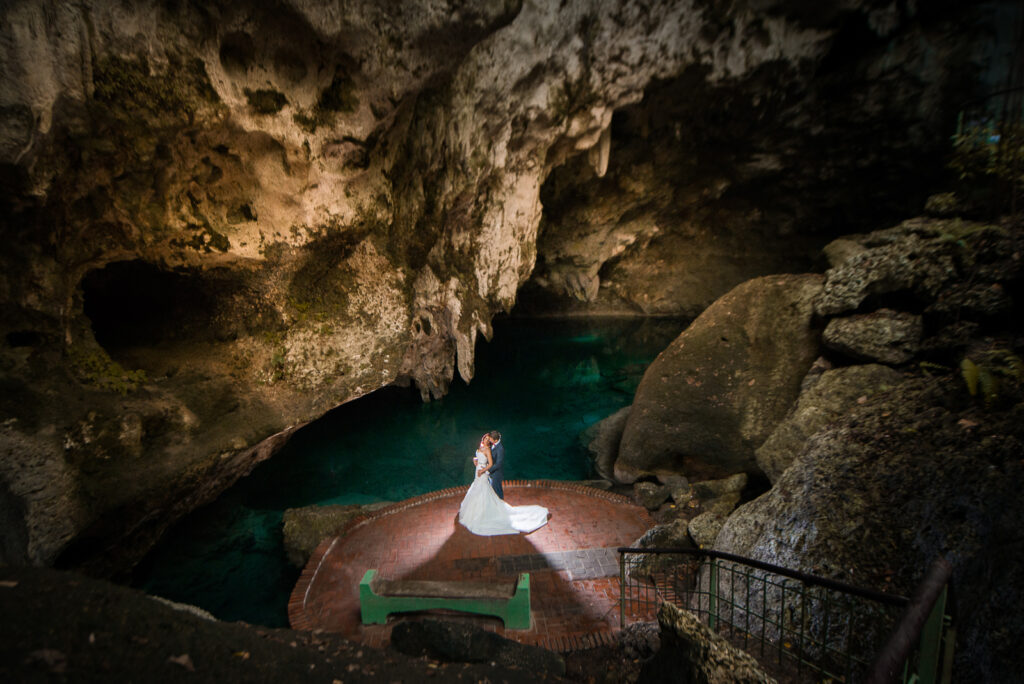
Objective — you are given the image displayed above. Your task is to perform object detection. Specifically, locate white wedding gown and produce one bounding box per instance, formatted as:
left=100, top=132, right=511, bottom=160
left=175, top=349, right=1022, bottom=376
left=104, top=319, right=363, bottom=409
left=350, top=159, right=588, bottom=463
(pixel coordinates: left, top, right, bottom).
left=458, top=450, right=549, bottom=536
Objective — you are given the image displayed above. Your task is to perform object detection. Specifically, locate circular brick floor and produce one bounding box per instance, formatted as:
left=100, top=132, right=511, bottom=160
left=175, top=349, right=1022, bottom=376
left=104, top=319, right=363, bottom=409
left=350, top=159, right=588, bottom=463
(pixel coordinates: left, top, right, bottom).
left=288, top=480, right=655, bottom=651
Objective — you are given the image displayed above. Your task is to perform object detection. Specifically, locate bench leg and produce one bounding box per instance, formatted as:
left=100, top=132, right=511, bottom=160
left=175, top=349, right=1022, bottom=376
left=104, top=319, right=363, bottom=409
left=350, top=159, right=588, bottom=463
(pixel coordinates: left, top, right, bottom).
left=503, top=573, right=531, bottom=630
left=359, top=569, right=389, bottom=625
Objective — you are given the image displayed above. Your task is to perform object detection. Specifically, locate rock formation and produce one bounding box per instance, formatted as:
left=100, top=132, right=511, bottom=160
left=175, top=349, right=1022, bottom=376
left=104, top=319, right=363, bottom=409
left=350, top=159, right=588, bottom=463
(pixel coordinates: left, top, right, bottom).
left=640, top=602, right=776, bottom=684
left=615, top=274, right=823, bottom=483
left=755, top=363, right=903, bottom=482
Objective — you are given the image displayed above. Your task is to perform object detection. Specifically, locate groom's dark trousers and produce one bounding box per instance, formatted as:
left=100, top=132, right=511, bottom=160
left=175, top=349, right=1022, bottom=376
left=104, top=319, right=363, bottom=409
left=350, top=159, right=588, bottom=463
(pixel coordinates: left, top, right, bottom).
left=490, top=441, right=505, bottom=499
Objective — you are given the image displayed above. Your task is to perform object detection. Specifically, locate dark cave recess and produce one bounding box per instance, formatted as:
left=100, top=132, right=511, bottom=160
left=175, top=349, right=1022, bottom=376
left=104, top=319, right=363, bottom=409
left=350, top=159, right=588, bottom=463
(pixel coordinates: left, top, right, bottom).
left=80, top=259, right=281, bottom=351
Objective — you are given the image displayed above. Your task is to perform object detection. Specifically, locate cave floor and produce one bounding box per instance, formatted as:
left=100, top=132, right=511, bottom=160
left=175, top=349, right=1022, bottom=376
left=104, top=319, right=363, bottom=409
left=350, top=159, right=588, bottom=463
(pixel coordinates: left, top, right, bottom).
left=288, top=481, right=657, bottom=651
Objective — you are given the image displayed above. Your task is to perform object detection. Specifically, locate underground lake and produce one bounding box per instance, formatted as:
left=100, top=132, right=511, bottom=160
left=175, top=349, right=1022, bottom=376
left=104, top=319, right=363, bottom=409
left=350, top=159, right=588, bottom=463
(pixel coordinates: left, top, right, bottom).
left=132, top=316, right=687, bottom=627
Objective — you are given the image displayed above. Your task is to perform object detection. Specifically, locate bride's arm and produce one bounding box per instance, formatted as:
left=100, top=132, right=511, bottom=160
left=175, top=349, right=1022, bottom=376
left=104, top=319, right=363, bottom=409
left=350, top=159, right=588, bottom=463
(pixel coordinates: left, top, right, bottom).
left=478, top=444, right=493, bottom=475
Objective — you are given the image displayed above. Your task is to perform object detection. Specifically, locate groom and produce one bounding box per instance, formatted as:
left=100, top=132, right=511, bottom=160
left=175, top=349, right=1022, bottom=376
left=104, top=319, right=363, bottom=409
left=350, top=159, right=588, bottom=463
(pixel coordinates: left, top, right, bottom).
left=487, top=430, right=505, bottom=499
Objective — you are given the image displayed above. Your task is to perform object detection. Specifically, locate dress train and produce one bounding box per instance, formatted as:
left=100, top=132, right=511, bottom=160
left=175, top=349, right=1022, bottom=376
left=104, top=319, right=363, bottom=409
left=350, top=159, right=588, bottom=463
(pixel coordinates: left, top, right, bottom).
left=458, top=470, right=548, bottom=536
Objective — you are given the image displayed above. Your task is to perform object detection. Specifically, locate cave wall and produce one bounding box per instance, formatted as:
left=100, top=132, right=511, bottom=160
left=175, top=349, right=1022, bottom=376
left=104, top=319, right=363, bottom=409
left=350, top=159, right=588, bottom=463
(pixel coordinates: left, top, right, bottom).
left=523, top=2, right=999, bottom=316
left=0, top=0, right=1006, bottom=572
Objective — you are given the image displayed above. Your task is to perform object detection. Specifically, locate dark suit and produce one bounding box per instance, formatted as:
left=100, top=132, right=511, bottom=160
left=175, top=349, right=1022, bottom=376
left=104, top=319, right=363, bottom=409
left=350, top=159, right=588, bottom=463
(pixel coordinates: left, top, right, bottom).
left=489, top=440, right=505, bottom=499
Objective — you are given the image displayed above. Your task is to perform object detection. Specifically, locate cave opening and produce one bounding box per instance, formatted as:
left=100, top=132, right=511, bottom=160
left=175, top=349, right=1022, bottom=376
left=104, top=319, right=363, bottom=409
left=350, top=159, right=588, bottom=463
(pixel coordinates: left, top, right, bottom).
left=81, top=260, right=224, bottom=352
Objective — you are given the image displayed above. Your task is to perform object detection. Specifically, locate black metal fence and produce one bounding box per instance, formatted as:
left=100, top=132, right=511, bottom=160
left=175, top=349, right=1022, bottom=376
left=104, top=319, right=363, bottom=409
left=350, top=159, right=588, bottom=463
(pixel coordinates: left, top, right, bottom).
left=618, top=547, right=953, bottom=683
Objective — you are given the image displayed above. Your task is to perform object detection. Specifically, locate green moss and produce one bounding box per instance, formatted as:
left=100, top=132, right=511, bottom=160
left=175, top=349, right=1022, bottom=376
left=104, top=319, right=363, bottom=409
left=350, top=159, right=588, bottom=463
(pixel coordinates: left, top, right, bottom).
left=244, top=87, right=288, bottom=114
left=68, top=346, right=147, bottom=395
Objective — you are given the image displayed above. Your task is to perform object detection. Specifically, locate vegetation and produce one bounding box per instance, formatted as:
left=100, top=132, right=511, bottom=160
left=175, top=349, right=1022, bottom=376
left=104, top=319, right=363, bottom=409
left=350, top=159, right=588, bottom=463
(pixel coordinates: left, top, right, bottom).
left=960, top=347, right=1024, bottom=408
left=68, top=346, right=147, bottom=395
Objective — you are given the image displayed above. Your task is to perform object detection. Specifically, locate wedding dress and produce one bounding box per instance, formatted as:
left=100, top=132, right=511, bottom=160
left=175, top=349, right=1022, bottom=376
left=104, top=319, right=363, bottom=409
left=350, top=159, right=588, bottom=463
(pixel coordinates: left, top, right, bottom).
left=458, top=449, right=549, bottom=536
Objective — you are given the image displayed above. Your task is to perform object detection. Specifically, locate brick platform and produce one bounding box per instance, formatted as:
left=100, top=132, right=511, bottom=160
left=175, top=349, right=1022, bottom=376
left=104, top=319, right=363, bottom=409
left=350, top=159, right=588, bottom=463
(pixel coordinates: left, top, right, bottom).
left=287, top=480, right=656, bottom=651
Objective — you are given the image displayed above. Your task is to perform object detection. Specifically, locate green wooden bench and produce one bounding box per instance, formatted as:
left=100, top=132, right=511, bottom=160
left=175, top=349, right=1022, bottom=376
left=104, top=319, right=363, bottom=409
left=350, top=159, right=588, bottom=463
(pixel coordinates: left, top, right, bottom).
left=358, top=569, right=531, bottom=629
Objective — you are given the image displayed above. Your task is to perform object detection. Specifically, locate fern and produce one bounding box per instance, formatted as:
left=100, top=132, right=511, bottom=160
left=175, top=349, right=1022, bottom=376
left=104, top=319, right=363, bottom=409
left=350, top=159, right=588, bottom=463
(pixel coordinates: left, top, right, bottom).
left=960, top=358, right=979, bottom=396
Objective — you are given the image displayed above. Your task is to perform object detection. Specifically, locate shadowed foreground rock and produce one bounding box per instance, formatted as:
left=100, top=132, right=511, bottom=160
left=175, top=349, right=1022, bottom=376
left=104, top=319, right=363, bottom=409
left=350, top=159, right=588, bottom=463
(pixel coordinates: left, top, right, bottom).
left=390, top=619, right=566, bottom=677
left=640, top=602, right=775, bottom=684
left=716, top=375, right=1024, bottom=682
left=0, top=567, right=567, bottom=683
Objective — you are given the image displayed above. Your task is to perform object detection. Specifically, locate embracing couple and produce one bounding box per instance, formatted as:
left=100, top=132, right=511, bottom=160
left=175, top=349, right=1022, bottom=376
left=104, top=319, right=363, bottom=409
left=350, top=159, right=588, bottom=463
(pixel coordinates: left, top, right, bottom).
left=458, top=430, right=549, bottom=536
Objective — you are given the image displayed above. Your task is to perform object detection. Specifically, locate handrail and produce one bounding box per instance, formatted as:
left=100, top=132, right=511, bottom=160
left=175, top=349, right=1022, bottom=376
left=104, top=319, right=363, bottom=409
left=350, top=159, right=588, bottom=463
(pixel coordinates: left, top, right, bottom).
left=618, top=546, right=909, bottom=607
left=865, top=556, right=953, bottom=684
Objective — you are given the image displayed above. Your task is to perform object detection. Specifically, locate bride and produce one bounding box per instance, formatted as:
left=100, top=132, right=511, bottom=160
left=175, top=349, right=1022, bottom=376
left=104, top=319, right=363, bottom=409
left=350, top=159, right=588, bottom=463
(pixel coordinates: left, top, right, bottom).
left=458, top=433, right=549, bottom=535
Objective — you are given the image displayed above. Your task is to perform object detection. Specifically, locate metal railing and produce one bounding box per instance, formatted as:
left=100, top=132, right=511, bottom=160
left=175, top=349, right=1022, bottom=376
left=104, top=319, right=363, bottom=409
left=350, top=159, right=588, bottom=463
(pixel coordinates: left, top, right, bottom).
left=618, top=547, right=953, bottom=684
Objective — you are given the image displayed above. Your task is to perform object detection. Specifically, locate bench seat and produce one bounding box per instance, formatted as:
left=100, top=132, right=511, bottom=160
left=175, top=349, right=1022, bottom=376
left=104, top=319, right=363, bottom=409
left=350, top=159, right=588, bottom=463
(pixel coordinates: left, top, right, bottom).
left=359, top=569, right=531, bottom=629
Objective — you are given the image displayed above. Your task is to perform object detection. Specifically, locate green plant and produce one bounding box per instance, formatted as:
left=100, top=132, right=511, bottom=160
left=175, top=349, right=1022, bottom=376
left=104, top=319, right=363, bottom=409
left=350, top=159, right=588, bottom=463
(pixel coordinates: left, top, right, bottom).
left=960, top=348, right=1024, bottom=407
left=918, top=360, right=952, bottom=376
left=68, top=346, right=147, bottom=395
left=270, top=345, right=287, bottom=382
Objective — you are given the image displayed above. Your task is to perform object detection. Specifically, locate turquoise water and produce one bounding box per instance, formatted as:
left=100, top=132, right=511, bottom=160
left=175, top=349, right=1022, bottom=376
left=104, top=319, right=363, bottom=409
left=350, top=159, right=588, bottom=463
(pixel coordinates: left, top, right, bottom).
left=133, top=316, right=686, bottom=627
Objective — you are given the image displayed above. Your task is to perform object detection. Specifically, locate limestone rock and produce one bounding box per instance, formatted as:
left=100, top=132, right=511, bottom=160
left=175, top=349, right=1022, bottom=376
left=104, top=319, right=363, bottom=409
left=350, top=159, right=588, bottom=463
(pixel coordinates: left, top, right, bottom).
left=617, top=621, right=660, bottom=661
left=822, top=309, right=923, bottom=365
left=703, top=492, right=742, bottom=519
left=524, top=11, right=997, bottom=318
left=616, top=275, right=822, bottom=484
left=390, top=619, right=565, bottom=677
left=634, top=518, right=692, bottom=550
left=814, top=221, right=962, bottom=316
left=714, top=375, right=1024, bottom=683
left=756, top=364, right=904, bottom=483
left=691, top=473, right=747, bottom=500
left=281, top=501, right=391, bottom=567
left=629, top=518, right=693, bottom=576
left=662, top=475, right=693, bottom=507
left=634, top=481, right=671, bottom=510
left=687, top=512, right=726, bottom=549
left=580, top=406, right=630, bottom=483
left=640, top=602, right=776, bottom=684
left=925, top=282, right=1014, bottom=320
left=281, top=504, right=362, bottom=567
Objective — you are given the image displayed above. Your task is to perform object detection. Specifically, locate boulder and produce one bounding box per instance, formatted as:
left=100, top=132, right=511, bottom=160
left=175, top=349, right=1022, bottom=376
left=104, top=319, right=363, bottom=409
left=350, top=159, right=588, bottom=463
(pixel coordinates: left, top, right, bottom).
left=714, top=375, right=1024, bottom=683
left=639, top=603, right=776, bottom=684
left=822, top=309, right=923, bottom=365
left=756, top=364, right=905, bottom=482
left=702, top=492, right=742, bottom=519
left=281, top=502, right=390, bottom=567
left=687, top=512, right=726, bottom=549
left=813, top=221, right=960, bottom=316
left=628, top=518, right=694, bottom=576
left=691, top=473, right=747, bottom=500
left=615, top=274, right=823, bottom=483
left=925, top=282, right=1015, bottom=320
left=390, top=619, right=565, bottom=677
left=662, top=475, right=693, bottom=507
left=634, top=481, right=671, bottom=510
left=581, top=406, right=631, bottom=482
